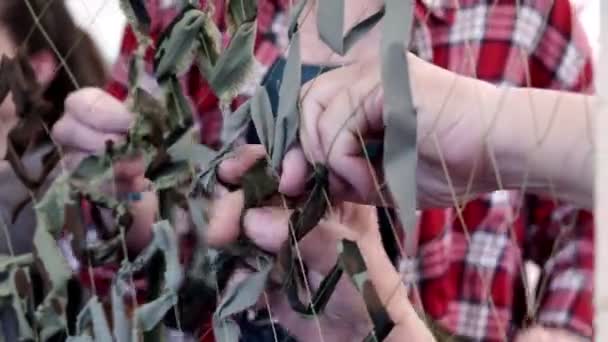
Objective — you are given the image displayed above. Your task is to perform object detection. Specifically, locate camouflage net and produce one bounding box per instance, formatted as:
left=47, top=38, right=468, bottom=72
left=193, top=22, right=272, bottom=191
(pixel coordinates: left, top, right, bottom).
left=1, top=0, right=588, bottom=341
left=0, top=0, right=425, bottom=341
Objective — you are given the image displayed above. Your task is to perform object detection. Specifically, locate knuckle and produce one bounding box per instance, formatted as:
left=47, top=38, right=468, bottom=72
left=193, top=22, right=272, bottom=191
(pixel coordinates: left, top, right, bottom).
left=346, top=84, right=366, bottom=108
left=64, top=88, right=92, bottom=109
left=317, top=116, right=335, bottom=157
left=300, top=81, right=313, bottom=99
left=51, top=118, right=69, bottom=141
left=337, top=89, right=355, bottom=107
left=63, top=91, right=78, bottom=109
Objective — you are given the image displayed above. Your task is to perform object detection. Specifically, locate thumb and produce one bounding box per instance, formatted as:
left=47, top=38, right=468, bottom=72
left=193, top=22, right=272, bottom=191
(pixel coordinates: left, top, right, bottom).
left=278, top=146, right=312, bottom=197
left=64, top=87, right=132, bottom=133
left=242, top=207, right=291, bottom=252
left=206, top=190, right=245, bottom=247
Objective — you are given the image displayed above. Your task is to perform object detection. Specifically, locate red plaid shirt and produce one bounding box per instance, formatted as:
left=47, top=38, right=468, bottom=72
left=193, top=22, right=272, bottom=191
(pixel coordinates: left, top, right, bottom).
left=100, top=0, right=594, bottom=341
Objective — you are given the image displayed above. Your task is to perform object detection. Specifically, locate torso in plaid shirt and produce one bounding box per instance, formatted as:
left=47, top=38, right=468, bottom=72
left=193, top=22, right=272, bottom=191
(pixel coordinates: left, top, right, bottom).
left=102, top=0, right=594, bottom=341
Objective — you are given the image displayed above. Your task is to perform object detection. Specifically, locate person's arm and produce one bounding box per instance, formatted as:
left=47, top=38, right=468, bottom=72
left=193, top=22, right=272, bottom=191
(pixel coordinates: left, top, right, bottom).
left=514, top=3, right=594, bottom=339
left=408, top=53, right=595, bottom=209
left=287, top=53, right=594, bottom=209
left=487, top=85, right=594, bottom=209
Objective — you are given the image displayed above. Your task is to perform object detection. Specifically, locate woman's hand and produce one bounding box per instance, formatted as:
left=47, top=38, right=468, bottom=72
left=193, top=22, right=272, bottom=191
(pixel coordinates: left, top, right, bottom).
left=514, top=326, right=587, bottom=342
left=207, top=144, right=434, bottom=341
left=51, top=87, right=156, bottom=252
left=207, top=146, right=373, bottom=341
left=52, top=88, right=139, bottom=180
left=280, top=53, right=504, bottom=209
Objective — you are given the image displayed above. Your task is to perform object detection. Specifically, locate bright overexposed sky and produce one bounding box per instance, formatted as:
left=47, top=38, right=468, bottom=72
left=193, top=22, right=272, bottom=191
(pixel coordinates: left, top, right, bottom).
left=66, top=0, right=601, bottom=64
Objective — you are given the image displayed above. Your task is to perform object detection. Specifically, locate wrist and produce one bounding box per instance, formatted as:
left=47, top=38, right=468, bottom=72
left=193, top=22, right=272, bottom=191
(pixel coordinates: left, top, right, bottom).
left=488, top=87, right=557, bottom=196
left=491, top=88, right=594, bottom=208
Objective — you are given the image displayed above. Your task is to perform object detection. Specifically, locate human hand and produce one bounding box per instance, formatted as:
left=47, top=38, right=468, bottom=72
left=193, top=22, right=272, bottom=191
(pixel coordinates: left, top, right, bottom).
left=207, top=144, right=378, bottom=340
left=514, top=326, right=586, bottom=342
left=279, top=53, right=503, bottom=209
left=51, top=87, right=156, bottom=252
left=52, top=88, right=144, bottom=189
left=206, top=144, right=432, bottom=341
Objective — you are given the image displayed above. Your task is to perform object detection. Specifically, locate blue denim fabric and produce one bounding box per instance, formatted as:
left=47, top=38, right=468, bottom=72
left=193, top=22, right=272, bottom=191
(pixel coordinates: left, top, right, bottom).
left=245, top=58, right=335, bottom=144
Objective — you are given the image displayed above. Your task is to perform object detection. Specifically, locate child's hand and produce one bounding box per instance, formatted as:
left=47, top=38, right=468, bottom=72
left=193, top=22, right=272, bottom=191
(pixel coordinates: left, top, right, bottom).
left=52, top=87, right=156, bottom=252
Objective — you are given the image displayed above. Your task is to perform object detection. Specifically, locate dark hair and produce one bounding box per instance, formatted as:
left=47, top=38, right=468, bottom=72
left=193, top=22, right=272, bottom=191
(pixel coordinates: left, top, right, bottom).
left=0, top=0, right=107, bottom=125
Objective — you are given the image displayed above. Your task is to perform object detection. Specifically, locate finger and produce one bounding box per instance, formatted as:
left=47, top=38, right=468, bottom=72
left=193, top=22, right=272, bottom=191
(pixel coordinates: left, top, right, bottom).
left=219, top=267, right=268, bottom=310
left=125, top=191, right=157, bottom=253
left=318, top=79, right=384, bottom=159
left=199, top=185, right=229, bottom=220
left=299, top=64, right=366, bottom=165
left=61, top=149, right=88, bottom=171
left=300, top=63, right=370, bottom=108
left=217, top=144, right=266, bottom=185
left=64, top=88, right=133, bottom=133
left=354, top=233, right=434, bottom=340
left=52, top=115, right=123, bottom=153
left=294, top=204, right=380, bottom=275
left=242, top=207, right=291, bottom=252
left=293, top=228, right=340, bottom=275
left=95, top=176, right=149, bottom=200
left=112, top=155, right=146, bottom=182
left=211, top=184, right=230, bottom=199
left=110, top=176, right=150, bottom=195
left=242, top=206, right=358, bottom=272
left=206, top=190, right=244, bottom=247
left=243, top=206, right=347, bottom=270
left=317, top=82, right=383, bottom=202
left=278, top=146, right=312, bottom=197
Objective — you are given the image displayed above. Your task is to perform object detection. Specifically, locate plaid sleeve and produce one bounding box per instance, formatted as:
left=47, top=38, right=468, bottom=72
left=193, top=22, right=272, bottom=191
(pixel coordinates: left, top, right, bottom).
left=525, top=0, right=594, bottom=92
left=524, top=201, right=593, bottom=340
left=520, top=1, right=594, bottom=338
